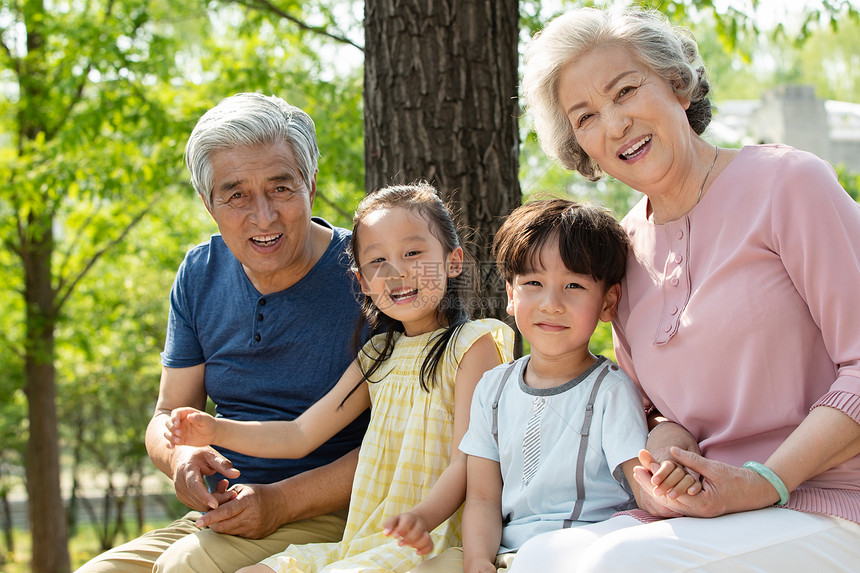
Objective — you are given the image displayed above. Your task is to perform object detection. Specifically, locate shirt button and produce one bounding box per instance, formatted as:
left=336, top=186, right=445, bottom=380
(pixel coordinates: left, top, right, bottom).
left=664, top=325, right=672, bottom=333
left=675, top=255, right=683, bottom=263
left=676, top=230, right=684, bottom=239
left=259, top=298, right=267, bottom=306
left=254, top=333, right=261, bottom=342
left=257, top=314, right=264, bottom=321
left=670, top=277, right=679, bottom=286
left=671, top=306, right=679, bottom=315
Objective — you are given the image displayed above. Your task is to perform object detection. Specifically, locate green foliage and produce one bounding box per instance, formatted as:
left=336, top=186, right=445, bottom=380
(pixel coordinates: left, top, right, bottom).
left=1, top=0, right=859, bottom=566
left=835, top=164, right=860, bottom=202
left=1, top=1, right=365, bottom=564
left=519, top=133, right=639, bottom=218
left=57, top=192, right=210, bottom=478
left=588, top=321, right=616, bottom=363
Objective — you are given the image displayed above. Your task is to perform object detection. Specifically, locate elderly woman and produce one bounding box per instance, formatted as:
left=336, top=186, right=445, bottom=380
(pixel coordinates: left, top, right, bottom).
left=508, top=7, right=860, bottom=572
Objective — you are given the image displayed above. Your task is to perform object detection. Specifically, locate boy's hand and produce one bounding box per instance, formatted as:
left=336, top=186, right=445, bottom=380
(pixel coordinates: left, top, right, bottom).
left=164, top=407, right=218, bottom=448
left=382, top=511, right=434, bottom=555
left=638, top=448, right=703, bottom=499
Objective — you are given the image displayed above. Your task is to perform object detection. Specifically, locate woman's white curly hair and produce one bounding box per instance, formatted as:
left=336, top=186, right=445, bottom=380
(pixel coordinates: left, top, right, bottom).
left=521, top=7, right=712, bottom=180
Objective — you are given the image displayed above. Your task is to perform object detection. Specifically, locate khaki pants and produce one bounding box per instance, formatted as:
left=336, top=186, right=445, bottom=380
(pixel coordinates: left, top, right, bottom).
left=75, top=509, right=348, bottom=573
left=410, top=547, right=515, bottom=573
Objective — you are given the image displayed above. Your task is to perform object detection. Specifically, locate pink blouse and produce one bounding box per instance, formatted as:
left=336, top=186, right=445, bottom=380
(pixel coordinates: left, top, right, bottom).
left=614, top=144, right=860, bottom=523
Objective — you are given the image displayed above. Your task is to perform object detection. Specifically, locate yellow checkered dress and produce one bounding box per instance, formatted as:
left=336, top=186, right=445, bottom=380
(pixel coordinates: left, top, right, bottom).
left=260, top=318, right=513, bottom=573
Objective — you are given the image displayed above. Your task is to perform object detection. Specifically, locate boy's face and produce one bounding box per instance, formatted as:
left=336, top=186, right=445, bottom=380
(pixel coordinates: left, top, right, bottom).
left=506, top=241, right=620, bottom=363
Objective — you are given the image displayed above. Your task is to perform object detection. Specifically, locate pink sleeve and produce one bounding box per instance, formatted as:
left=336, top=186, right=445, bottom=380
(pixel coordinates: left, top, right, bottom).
left=771, top=152, right=860, bottom=419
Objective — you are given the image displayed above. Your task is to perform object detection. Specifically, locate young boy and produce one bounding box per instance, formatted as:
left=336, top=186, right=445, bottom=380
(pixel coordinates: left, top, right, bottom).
left=403, top=199, right=649, bottom=572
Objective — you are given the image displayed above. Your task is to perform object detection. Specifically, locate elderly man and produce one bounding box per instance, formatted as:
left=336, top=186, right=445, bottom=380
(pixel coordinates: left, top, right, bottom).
left=77, top=93, right=368, bottom=572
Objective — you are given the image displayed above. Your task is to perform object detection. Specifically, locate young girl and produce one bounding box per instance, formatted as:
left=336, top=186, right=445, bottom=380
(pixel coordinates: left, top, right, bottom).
left=165, top=183, right=514, bottom=573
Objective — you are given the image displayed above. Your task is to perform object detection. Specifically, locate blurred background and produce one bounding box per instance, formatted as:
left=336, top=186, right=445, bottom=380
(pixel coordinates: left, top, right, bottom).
left=1, top=0, right=858, bottom=570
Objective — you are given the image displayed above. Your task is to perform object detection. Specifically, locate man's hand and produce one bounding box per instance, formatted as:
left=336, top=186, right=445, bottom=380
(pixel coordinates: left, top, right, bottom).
left=195, top=482, right=285, bottom=539
left=172, top=445, right=240, bottom=511
left=383, top=511, right=434, bottom=555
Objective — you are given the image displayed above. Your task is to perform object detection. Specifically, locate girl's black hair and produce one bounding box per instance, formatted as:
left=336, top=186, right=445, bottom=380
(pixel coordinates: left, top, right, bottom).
left=346, top=182, right=475, bottom=398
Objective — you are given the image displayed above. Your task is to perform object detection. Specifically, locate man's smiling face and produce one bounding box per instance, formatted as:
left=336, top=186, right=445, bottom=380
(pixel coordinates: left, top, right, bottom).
left=206, top=140, right=317, bottom=293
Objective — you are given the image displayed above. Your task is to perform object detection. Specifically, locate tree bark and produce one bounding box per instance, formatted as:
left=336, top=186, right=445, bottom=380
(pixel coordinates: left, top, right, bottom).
left=364, top=0, right=521, bottom=320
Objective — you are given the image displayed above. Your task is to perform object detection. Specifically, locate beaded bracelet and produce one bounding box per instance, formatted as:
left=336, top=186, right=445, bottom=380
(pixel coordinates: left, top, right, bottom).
left=743, top=461, right=789, bottom=506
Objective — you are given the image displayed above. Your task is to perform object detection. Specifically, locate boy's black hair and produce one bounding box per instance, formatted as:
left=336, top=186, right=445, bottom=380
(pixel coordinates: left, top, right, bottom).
left=493, top=198, right=629, bottom=289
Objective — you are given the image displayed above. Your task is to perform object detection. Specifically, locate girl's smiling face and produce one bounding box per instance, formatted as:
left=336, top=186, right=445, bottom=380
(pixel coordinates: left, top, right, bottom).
left=557, top=42, right=694, bottom=194
left=355, top=206, right=463, bottom=337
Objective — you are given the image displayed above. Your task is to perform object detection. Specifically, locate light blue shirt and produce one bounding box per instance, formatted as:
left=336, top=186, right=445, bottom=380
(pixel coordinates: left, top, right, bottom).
left=460, top=356, right=647, bottom=553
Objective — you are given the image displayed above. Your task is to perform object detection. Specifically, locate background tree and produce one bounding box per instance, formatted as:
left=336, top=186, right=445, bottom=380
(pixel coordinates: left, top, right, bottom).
left=364, top=0, right=521, bottom=321
left=0, top=1, right=201, bottom=569
left=2, top=0, right=859, bottom=570
left=1, top=0, right=365, bottom=568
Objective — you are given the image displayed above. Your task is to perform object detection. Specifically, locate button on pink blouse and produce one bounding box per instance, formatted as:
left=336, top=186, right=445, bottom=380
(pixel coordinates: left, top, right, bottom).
left=614, top=144, right=860, bottom=522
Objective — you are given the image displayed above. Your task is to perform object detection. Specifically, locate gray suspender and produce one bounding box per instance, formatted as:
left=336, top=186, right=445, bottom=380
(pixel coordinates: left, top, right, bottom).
left=491, top=361, right=517, bottom=446
left=489, top=359, right=612, bottom=529
left=564, top=363, right=610, bottom=527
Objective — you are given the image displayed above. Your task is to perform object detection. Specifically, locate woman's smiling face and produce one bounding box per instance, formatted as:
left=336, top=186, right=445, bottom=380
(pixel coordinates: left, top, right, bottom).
left=557, top=42, right=693, bottom=192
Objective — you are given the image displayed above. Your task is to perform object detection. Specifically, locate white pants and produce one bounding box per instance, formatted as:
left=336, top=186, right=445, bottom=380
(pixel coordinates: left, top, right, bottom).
left=508, top=508, right=860, bottom=573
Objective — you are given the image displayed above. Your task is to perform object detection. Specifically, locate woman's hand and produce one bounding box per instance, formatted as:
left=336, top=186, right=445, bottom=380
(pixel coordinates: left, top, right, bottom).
left=635, top=421, right=704, bottom=516
left=634, top=447, right=781, bottom=518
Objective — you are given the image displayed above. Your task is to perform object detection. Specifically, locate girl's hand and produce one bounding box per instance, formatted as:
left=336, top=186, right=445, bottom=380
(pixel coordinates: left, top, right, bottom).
left=164, top=407, right=218, bottom=448
left=382, top=511, right=434, bottom=555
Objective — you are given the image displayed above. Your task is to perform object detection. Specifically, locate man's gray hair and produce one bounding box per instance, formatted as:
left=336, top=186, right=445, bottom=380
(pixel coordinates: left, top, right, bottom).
left=184, top=93, right=320, bottom=207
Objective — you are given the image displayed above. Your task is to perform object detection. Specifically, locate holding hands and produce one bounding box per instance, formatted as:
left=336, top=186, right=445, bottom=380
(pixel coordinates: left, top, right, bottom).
left=633, top=421, right=786, bottom=518
left=634, top=447, right=782, bottom=518
left=162, top=407, right=241, bottom=512
left=637, top=448, right=703, bottom=501
left=632, top=420, right=703, bottom=517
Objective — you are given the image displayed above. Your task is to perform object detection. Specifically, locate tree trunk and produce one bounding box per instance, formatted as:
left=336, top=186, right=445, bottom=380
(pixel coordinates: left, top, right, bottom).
left=17, top=2, right=70, bottom=570
left=22, top=211, right=70, bottom=573
left=0, top=489, right=13, bottom=563
left=364, top=0, right=521, bottom=321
